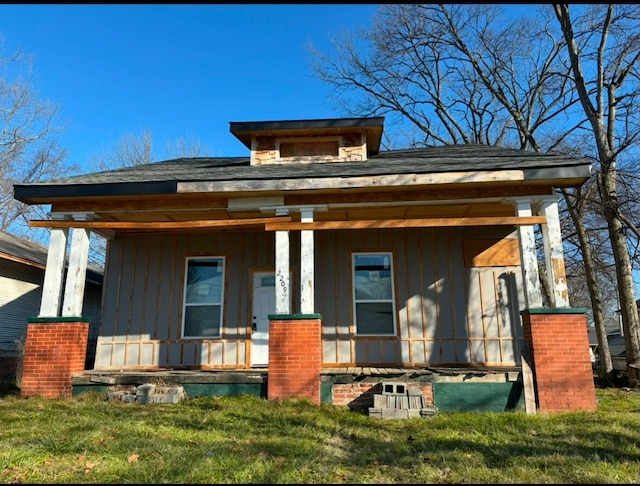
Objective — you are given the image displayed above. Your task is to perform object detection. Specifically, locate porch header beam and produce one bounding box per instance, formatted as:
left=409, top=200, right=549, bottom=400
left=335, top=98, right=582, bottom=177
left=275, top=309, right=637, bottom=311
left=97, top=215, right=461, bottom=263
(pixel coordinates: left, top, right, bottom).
left=265, top=216, right=546, bottom=231
left=29, top=216, right=292, bottom=230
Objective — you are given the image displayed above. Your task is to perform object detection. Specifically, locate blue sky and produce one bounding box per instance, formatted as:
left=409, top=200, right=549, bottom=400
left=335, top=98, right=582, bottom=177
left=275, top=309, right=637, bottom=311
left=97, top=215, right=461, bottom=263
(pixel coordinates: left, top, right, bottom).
left=2, top=4, right=638, bottom=294
left=1, top=4, right=379, bottom=167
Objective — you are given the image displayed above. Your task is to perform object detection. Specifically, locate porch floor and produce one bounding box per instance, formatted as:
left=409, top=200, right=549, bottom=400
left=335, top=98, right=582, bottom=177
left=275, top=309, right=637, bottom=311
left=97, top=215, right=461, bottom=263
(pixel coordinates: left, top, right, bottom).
left=72, top=366, right=522, bottom=386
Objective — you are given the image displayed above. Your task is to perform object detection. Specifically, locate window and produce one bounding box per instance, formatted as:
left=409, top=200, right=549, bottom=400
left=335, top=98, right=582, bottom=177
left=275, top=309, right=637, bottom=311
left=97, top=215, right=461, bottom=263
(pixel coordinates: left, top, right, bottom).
left=279, top=140, right=339, bottom=158
left=182, top=257, right=225, bottom=338
left=352, top=253, right=396, bottom=335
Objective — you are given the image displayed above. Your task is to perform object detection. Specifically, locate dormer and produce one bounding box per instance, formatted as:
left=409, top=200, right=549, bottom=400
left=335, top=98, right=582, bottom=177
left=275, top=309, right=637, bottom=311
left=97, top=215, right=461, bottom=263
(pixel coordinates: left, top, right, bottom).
left=229, top=117, right=384, bottom=165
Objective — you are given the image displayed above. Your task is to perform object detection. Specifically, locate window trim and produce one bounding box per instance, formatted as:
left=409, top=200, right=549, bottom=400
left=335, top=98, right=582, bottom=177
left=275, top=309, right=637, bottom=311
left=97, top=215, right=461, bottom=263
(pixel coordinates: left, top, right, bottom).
left=351, top=252, right=397, bottom=337
left=181, top=256, right=225, bottom=339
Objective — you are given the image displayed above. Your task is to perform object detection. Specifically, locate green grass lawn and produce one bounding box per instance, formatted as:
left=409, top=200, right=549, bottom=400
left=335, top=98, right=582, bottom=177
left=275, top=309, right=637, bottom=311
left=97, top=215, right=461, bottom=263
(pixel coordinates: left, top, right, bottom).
left=0, top=385, right=638, bottom=484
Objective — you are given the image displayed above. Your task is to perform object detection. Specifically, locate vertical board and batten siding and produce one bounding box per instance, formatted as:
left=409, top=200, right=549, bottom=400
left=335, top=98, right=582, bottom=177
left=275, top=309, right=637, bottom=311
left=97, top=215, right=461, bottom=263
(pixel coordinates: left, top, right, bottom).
left=315, top=226, right=524, bottom=367
left=95, top=226, right=524, bottom=369
left=95, top=230, right=293, bottom=369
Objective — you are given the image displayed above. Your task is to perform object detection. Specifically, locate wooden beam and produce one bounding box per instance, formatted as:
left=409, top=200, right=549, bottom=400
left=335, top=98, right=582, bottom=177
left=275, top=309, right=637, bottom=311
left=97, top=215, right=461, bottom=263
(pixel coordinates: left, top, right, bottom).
left=29, top=216, right=292, bottom=230
left=265, top=216, right=546, bottom=231
left=178, top=170, right=527, bottom=193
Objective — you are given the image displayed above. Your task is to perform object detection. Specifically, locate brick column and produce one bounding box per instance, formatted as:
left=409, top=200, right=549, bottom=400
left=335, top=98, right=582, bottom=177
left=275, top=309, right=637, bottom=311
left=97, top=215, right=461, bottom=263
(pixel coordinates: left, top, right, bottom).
left=268, top=314, right=322, bottom=405
left=20, top=317, right=90, bottom=399
left=521, top=308, right=596, bottom=412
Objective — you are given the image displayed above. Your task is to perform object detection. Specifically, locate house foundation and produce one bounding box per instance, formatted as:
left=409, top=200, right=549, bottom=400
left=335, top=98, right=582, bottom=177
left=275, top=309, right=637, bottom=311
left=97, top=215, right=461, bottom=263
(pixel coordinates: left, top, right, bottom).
left=19, top=310, right=598, bottom=414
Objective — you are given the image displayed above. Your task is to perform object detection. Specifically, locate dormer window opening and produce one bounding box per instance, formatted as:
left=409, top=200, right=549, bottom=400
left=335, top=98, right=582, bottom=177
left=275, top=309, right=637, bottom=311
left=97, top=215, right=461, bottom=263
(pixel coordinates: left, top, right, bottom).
left=278, top=137, right=340, bottom=161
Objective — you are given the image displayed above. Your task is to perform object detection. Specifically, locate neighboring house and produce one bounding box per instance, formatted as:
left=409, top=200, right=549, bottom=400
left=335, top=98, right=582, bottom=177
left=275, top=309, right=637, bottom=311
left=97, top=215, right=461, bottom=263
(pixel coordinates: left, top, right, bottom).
left=0, top=230, right=103, bottom=381
left=589, top=299, right=640, bottom=372
left=12, top=117, right=596, bottom=412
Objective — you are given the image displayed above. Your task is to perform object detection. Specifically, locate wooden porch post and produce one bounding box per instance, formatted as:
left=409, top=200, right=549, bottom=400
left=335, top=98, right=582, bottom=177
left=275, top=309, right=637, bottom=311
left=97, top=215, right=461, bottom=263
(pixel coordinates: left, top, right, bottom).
left=538, top=196, right=570, bottom=308
left=514, top=198, right=543, bottom=308
left=274, top=208, right=291, bottom=314
left=62, top=227, right=91, bottom=317
left=300, top=207, right=315, bottom=314
left=39, top=228, right=69, bottom=317
left=514, top=198, right=541, bottom=414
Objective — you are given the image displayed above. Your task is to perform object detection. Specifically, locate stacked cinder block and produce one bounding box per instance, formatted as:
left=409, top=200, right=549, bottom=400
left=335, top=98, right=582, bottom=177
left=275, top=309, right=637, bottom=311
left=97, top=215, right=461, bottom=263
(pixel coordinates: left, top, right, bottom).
left=368, top=382, right=437, bottom=419
left=108, top=383, right=188, bottom=404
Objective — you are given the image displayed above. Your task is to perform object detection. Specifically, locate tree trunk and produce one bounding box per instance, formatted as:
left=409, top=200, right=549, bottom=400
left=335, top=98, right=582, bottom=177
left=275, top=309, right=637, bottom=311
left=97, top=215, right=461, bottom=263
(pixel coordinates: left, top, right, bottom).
left=601, top=171, right=640, bottom=385
left=561, top=189, right=615, bottom=381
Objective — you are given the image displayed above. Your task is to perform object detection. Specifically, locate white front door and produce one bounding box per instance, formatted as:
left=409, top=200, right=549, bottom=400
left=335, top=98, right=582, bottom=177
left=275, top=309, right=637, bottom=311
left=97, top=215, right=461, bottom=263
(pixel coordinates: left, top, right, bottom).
left=251, top=271, right=293, bottom=367
left=251, top=272, right=276, bottom=367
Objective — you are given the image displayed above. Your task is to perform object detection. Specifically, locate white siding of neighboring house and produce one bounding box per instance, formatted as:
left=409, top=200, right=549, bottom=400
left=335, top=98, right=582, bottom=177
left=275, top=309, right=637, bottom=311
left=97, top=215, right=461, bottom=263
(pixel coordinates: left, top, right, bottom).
left=0, top=260, right=43, bottom=356
left=0, top=258, right=103, bottom=362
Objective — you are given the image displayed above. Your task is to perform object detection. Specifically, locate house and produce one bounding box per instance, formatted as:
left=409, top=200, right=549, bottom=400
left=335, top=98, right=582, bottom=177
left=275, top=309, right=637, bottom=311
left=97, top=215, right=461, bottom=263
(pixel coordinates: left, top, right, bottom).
left=589, top=299, right=640, bottom=372
left=0, top=230, right=103, bottom=383
left=12, top=116, right=596, bottom=413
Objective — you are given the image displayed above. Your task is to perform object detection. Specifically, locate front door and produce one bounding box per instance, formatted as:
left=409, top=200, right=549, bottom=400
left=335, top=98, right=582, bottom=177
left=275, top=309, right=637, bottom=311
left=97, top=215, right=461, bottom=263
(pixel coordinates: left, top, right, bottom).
left=251, top=271, right=293, bottom=367
left=251, top=271, right=277, bottom=367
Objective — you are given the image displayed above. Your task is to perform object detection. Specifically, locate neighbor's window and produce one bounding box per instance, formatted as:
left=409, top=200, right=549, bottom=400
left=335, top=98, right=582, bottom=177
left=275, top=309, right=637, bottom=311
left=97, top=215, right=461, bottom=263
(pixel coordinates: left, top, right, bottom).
left=182, top=257, right=225, bottom=338
left=352, top=253, right=396, bottom=335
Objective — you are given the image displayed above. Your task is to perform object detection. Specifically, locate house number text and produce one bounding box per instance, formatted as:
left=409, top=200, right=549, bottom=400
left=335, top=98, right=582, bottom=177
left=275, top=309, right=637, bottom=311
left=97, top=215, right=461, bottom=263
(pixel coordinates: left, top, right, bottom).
left=276, top=269, right=288, bottom=295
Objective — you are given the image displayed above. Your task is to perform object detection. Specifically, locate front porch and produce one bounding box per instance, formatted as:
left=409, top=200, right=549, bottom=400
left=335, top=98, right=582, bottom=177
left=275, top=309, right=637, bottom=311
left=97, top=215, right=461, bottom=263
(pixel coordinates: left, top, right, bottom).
left=71, top=364, right=525, bottom=413
left=21, top=307, right=597, bottom=413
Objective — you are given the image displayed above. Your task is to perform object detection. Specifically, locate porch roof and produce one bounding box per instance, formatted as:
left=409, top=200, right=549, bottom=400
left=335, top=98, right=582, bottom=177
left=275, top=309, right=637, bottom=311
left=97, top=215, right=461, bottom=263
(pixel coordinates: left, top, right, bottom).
left=13, top=144, right=592, bottom=204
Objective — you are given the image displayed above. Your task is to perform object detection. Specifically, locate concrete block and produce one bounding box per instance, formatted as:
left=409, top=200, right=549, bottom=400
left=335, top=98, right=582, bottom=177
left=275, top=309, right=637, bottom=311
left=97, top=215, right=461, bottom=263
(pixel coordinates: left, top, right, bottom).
left=421, top=408, right=438, bottom=417
left=108, top=391, right=126, bottom=401
left=373, top=394, right=387, bottom=408
left=136, top=384, right=155, bottom=396
left=381, top=382, right=407, bottom=395
left=393, top=409, right=409, bottom=419
left=368, top=407, right=382, bottom=418
left=409, top=395, right=425, bottom=409
left=381, top=408, right=397, bottom=419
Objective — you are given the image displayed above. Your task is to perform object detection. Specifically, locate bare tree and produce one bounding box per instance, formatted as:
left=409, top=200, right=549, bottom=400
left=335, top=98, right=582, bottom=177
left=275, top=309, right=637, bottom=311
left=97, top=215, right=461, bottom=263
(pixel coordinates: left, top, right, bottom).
left=85, top=131, right=209, bottom=266
left=164, top=135, right=207, bottom=160
left=309, top=4, right=584, bottom=151
left=553, top=4, right=640, bottom=379
left=87, top=130, right=154, bottom=172
left=0, top=39, right=77, bottom=240
left=87, top=131, right=209, bottom=173
left=309, top=3, right=640, bottom=378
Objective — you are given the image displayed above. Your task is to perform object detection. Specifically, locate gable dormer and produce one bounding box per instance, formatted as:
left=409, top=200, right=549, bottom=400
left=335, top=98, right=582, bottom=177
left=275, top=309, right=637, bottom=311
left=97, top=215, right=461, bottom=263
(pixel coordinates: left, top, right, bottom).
left=229, top=117, right=384, bottom=165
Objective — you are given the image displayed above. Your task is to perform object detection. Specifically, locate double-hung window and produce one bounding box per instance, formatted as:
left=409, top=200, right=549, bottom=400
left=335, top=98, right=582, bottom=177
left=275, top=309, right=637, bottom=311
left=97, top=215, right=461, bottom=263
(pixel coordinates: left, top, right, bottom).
left=182, top=257, right=225, bottom=338
left=352, top=253, right=396, bottom=336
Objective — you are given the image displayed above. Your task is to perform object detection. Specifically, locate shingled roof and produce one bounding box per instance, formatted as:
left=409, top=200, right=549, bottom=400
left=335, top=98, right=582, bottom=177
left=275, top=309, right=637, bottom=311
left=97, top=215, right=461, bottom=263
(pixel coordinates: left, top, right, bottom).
left=13, top=144, right=592, bottom=203
left=0, top=231, right=103, bottom=283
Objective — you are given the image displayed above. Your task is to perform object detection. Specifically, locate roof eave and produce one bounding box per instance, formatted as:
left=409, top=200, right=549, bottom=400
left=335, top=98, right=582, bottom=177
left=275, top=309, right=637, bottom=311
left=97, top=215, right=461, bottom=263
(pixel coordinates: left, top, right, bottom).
left=14, top=181, right=179, bottom=205
left=229, top=117, right=385, bottom=155
left=13, top=164, right=591, bottom=204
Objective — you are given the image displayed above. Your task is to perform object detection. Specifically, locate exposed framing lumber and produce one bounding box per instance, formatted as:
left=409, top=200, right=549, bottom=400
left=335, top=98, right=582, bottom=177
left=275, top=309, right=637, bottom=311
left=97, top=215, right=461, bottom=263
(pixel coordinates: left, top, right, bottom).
left=28, top=215, right=546, bottom=231
left=29, top=216, right=292, bottom=230
left=265, top=216, right=546, bottom=231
